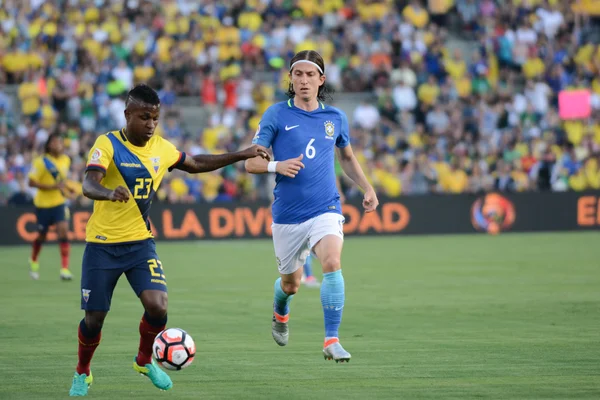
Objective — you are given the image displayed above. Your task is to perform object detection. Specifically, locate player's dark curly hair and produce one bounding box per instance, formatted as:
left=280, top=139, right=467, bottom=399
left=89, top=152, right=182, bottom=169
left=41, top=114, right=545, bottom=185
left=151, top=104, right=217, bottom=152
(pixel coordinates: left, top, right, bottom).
left=126, top=83, right=160, bottom=107
left=286, top=50, right=334, bottom=102
left=44, top=133, right=62, bottom=154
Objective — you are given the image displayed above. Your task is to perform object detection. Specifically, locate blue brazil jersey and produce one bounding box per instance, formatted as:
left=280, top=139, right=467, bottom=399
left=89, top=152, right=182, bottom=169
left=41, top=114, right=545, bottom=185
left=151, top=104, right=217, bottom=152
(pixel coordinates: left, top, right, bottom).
left=252, top=99, right=350, bottom=224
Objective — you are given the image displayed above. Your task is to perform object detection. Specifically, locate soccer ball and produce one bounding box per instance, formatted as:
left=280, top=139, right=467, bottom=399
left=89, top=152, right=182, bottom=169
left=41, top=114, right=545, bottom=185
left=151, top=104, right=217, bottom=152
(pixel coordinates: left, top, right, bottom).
left=152, top=328, right=196, bottom=370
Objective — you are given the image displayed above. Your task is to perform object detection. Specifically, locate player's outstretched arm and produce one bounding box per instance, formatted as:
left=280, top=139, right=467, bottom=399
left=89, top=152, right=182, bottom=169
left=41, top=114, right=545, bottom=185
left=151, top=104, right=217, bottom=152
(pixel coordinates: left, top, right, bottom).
left=176, top=145, right=269, bottom=174
left=82, top=170, right=130, bottom=202
left=28, top=178, right=64, bottom=191
left=336, top=145, right=379, bottom=212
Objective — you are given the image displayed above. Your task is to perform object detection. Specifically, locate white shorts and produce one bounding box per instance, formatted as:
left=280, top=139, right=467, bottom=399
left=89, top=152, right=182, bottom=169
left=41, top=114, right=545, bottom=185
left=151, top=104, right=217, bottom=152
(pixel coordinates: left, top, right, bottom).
left=271, top=212, right=345, bottom=275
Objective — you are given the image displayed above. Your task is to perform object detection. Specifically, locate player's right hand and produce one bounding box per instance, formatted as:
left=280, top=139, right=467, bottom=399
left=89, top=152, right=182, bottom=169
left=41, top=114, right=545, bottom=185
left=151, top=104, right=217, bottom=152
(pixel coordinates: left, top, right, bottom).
left=241, top=145, right=270, bottom=160
left=277, top=154, right=305, bottom=178
left=109, top=186, right=130, bottom=202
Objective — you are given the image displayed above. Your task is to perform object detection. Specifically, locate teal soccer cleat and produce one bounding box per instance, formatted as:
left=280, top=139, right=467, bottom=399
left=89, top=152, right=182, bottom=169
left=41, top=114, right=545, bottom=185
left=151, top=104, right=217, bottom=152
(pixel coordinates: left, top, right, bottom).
left=133, top=356, right=173, bottom=391
left=69, top=371, right=93, bottom=396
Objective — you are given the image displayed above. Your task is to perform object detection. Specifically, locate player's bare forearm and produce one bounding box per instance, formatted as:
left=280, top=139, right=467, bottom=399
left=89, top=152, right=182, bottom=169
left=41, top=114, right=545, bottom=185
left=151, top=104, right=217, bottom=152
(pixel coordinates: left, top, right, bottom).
left=28, top=179, right=60, bottom=191
left=82, top=171, right=113, bottom=200
left=336, top=146, right=373, bottom=193
left=340, top=158, right=371, bottom=192
left=245, top=156, right=269, bottom=174
left=178, top=153, right=248, bottom=173
left=178, top=145, right=269, bottom=174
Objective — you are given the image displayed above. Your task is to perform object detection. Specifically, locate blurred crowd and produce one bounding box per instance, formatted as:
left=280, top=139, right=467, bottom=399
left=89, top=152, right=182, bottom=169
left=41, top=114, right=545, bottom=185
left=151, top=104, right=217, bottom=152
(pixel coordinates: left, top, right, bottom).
left=1, top=0, right=600, bottom=206
left=346, top=0, right=600, bottom=198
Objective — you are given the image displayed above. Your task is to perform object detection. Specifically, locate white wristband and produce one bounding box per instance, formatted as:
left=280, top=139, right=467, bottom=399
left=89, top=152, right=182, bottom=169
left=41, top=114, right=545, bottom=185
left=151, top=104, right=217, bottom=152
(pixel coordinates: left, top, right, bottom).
left=267, top=161, right=278, bottom=173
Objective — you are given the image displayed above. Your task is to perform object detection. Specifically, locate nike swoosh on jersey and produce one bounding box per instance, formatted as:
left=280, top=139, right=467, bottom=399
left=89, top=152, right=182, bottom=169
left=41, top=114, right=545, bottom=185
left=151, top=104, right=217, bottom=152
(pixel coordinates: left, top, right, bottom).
left=285, top=125, right=299, bottom=131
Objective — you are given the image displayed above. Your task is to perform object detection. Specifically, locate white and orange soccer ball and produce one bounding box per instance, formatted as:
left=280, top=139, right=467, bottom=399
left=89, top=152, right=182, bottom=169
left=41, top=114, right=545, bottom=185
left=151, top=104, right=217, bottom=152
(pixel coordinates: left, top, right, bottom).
left=152, top=328, right=196, bottom=370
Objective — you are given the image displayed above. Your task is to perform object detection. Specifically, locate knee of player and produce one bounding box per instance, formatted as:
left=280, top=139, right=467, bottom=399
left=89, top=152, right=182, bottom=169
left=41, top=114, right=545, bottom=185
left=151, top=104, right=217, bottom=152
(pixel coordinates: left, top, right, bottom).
left=57, top=221, right=69, bottom=236
left=85, top=312, right=107, bottom=332
left=321, top=255, right=341, bottom=272
left=144, top=293, right=168, bottom=318
left=282, top=281, right=300, bottom=295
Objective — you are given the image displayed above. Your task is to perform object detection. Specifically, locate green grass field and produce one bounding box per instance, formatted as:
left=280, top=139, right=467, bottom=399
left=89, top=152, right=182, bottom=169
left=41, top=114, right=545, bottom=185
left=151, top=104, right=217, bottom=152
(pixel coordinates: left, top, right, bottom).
left=1, top=232, right=599, bottom=399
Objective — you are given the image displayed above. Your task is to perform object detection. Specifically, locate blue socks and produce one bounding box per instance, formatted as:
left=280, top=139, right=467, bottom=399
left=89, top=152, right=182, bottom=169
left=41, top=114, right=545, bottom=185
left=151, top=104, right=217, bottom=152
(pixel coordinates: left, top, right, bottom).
left=321, top=270, right=345, bottom=338
left=273, top=269, right=345, bottom=340
left=273, top=277, right=293, bottom=316
left=303, top=255, right=313, bottom=278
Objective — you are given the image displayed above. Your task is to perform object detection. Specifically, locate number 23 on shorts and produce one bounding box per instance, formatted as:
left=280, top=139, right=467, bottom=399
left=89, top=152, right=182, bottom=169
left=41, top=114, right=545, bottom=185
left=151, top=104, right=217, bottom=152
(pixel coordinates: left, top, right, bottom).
left=147, top=259, right=165, bottom=279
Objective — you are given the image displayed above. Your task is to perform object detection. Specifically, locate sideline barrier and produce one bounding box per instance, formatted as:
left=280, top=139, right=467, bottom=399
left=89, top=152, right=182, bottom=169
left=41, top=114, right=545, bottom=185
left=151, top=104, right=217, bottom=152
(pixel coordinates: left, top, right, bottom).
left=2, top=191, right=599, bottom=245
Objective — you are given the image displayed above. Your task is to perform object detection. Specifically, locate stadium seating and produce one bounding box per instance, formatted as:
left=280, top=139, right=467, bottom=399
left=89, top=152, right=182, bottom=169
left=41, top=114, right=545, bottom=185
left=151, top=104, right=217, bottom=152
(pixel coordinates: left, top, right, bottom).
left=0, top=0, right=599, bottom=205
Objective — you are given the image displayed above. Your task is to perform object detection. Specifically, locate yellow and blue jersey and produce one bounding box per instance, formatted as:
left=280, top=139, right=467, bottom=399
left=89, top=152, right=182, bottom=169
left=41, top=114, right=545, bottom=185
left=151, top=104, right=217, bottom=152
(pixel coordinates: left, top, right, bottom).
left=85, top=129, right=185, bottom=244
left=28, top=154, right=71, bottom=208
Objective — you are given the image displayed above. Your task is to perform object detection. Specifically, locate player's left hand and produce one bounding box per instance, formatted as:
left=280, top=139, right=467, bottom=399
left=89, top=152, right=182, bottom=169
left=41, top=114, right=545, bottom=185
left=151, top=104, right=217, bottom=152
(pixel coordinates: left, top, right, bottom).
left=362, top=188, right=379, bottom=213
left=241, top=145, right=270, bottom=161
left=64, top=188, right=78, bottom=200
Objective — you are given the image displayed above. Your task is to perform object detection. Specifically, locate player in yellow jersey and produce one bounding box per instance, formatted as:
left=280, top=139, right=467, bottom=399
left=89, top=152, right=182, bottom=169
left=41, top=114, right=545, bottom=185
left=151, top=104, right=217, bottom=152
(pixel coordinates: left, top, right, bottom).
left=69, top=84, right=269, bottom=396
left=27, top=133, right=77, bottom=281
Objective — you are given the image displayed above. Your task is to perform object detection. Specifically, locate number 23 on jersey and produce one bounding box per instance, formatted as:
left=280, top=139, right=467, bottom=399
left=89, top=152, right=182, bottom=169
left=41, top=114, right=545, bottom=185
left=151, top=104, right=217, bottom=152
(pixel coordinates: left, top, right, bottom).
left=134, top=178, right=153, bottom=199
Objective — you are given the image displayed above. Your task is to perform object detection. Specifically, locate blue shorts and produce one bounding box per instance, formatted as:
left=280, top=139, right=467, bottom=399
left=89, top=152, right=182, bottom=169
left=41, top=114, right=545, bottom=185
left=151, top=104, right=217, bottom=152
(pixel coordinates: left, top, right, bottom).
left=35, top=204, right=69, bottom=233
left=80, top=239, right=167, bottom=312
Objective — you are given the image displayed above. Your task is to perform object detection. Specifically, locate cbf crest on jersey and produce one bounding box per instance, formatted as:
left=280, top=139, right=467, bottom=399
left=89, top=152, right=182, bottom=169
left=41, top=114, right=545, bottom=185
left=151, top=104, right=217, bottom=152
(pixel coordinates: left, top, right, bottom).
left=324, top=121, right=335, bottom=139
left=151, top=157, right=160, bottom=173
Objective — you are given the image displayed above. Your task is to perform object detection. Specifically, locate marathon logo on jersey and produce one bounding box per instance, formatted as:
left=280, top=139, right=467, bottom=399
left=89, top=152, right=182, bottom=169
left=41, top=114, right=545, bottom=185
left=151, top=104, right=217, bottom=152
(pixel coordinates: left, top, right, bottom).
left=324, top=121, right=334, bottom=140
left=151, top=157, right=160, bottom=173
left=82, top=289, right=91, bottom=303
left=119, top=162, right=142, bottom=168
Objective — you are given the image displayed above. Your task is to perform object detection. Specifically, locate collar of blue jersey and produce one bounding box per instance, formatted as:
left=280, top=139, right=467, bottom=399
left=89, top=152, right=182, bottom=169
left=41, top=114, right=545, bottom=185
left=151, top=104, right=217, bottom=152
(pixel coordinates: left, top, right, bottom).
left=287, top=98, right=325, bottom=110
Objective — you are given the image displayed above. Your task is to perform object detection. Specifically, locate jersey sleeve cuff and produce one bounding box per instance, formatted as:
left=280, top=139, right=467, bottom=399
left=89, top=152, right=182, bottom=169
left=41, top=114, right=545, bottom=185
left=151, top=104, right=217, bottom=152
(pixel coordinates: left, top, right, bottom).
left=85, top=164, right=107, bottom=173
left=252, top=138, right=271, bottom=148
left=168, top=152, right=186, bottom=172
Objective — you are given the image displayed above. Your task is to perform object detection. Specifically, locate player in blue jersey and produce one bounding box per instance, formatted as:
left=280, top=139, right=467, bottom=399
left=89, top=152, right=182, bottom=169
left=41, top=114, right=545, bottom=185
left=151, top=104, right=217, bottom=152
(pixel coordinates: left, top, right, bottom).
left=246, top=50, right=379, bottom=362
left=302, top=172, right=345, bottom=289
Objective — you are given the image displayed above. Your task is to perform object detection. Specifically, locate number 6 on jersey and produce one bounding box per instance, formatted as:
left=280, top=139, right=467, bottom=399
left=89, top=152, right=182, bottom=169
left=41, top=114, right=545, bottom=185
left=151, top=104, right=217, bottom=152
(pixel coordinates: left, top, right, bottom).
left=305, top=139, right=316, bottom=159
